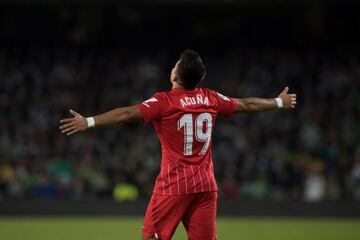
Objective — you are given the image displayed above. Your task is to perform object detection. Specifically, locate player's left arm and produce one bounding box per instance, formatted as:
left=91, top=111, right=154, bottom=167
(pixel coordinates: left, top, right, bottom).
left=59, top=106, right=142, bottom=136
left=234, top=87, right=296, bottom=113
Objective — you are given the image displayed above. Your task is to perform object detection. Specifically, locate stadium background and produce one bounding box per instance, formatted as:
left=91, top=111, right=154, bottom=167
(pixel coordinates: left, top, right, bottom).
left=0, top=0, right=360, bottom=239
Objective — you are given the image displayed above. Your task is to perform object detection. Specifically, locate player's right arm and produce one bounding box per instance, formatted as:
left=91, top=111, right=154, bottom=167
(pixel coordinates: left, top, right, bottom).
left=59, top=92, right=164, bottom=136
left=234, top=87, right=296, bottom=113
left=59, top=106, right=142, bottom=136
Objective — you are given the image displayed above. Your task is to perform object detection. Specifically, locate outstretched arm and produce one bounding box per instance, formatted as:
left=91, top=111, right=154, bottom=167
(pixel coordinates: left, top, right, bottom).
left=234, top=87, right=296, bottom=113
left=59, top=105, right=142, bottom=135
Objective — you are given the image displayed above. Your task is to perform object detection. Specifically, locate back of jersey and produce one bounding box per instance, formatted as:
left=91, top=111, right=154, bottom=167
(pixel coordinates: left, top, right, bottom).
left=137, top=87, right=236, bottom=196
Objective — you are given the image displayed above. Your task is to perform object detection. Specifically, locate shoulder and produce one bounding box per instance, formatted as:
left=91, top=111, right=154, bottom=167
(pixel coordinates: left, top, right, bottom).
left=199, top=88, right=224, bottom=96
left=151, top=91, right=170, bottom=101
left=198, top=87, right=212, bottom=92
left=197, top=87, right=215, bottom=96
left=143, top=91, right=171, bottom=109
left=199, top=88, right=229, bottom=100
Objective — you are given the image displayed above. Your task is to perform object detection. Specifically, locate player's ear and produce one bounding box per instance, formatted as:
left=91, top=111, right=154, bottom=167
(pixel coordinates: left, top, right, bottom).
left=172, top=74, right=179, bottom=83
left=170, top=67, right=177, bottom=84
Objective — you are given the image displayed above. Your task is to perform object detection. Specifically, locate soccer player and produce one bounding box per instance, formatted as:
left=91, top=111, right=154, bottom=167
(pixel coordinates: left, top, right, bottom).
left=59, top=50, right=296, bottom=240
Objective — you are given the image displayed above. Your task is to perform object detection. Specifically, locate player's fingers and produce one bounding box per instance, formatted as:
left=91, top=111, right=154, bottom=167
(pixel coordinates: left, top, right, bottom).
left=59, top=122, right=75, bottom=130
left=283, top=86, right=289, bottom=93
left=67, top=129, right=79, bottom=136
left=61, top=126, right=77, bottom=134
left=60, top=118, right=73, bottom=123
left=69, top=109, right=80, bottom=117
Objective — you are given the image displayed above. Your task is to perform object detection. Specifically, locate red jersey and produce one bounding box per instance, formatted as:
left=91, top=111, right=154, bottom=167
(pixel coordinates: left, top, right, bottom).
left=137, top=87, right=237, bottom=196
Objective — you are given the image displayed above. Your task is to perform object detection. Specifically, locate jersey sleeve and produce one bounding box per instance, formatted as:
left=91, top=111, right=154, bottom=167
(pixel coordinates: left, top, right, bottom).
left=210, top=90, right=237, bottom=117
left=137, top=92, right=166, bottom=124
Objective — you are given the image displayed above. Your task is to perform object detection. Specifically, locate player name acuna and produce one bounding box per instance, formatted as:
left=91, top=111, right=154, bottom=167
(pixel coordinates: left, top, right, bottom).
left=180, top=95, right=209, bottom=108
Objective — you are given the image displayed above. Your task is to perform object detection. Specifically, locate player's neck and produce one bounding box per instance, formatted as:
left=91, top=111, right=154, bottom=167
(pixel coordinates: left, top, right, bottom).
left=172, top=82, right=185, bottom=90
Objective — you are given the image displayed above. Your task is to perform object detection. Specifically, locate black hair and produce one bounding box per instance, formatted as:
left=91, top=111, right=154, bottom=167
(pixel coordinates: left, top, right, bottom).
left=176, top=49, right=206, bottom=90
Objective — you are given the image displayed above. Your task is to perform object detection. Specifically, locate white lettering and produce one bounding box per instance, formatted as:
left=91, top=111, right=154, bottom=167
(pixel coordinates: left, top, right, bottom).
left=196, top=95, right=203, bottom=104
left=180, top=99, right=187, bottom=108
left=179, top=95, right=210, bottom=108
left=204, top=97, right=209, bottom=106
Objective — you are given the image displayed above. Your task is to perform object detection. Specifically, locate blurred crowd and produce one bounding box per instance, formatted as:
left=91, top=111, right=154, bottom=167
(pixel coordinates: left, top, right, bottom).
left=0, top=46, right=359, bottom=202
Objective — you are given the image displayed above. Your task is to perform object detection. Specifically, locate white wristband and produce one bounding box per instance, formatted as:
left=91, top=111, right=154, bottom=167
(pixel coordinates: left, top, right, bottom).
left=274, top=98, right=283, bottom=108
left=86, top=117, right=95, bottom=128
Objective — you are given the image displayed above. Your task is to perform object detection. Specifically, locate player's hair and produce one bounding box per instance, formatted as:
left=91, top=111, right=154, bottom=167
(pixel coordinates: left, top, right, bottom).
left=176, top=49, right=206, bottom=90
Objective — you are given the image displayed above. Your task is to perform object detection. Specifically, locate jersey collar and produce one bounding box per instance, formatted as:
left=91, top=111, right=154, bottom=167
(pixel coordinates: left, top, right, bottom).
left=171, top=87, right=199, bottom=93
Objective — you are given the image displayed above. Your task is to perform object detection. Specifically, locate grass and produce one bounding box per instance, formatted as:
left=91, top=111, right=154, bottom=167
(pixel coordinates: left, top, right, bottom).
left=0, top=217, right=359, bottom=240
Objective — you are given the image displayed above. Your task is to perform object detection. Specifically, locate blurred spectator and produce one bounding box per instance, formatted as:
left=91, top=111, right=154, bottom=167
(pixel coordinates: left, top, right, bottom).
left=113, top=183, right=139, bottom=202
left=304, top=161, right=326, bottom=202
left=347, top=146, right=360, bottom=200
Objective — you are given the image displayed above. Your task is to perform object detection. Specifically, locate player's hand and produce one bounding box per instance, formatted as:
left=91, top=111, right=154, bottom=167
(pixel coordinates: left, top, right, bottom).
left=277, top=87, right=297, bottom=109
left=59, top=109, right=87, bottom=136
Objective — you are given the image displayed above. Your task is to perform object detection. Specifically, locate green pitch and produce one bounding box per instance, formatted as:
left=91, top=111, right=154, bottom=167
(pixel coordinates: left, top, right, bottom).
left=0, top=217, right=360, bottom=240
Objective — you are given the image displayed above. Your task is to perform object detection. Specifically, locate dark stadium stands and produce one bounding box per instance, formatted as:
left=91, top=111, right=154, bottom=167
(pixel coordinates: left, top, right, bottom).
left=0, top=2, right=359, bottom=204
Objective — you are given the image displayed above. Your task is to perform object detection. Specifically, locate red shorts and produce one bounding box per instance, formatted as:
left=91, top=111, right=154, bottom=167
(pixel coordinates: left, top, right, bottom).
left=142, top=192, right=218, bottom=240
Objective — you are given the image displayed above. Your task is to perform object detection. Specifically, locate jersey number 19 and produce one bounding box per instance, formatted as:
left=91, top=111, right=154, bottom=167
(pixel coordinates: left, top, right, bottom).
left=177, top=113, right=212, bottom=156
